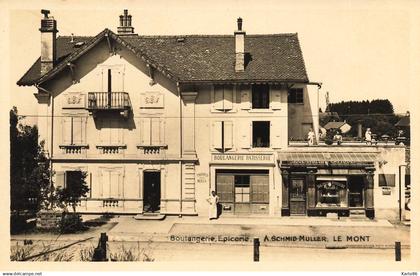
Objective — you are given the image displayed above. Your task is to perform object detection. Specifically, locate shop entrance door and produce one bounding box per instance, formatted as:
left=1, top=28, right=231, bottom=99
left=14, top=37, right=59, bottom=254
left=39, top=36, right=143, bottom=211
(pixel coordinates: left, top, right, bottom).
left=348, top=176, right=364, bottom=207
left=143, top=171, right=161, bottom=213
left=234, top=175, right=251, bottom=214
left=290, top=178, right=306, bottom=215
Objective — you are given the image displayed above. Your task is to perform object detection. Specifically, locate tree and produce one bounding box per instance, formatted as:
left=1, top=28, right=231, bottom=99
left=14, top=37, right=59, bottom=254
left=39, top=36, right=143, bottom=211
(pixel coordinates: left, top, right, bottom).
left=10, top=107, right=52, bottom=213
left=57, top=171, right=89, bottom=213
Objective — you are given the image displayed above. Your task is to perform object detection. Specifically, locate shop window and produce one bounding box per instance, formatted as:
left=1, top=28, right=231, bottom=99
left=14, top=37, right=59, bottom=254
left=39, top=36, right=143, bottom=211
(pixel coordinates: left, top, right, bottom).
left=288, top=88, right=304, bottom=104
left=213, top=121, right=233, bottom=151
left=62, top=116, right=87, bottom=145
left=378, top=174, right=395, bottom=187
left=214, top=85, right=233, bottom=111
left=252, top=84, right=270, bottom=109
left=252, top=121, right=270, bottom=148
left=316, top=179, right=348, bottom=207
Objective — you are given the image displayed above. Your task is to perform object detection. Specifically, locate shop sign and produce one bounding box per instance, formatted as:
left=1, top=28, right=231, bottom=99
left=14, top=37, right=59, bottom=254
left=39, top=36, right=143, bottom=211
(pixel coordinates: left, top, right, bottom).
left=197, top=173, right=208, bottom=184
left=211, top=154, right=273, bottom=163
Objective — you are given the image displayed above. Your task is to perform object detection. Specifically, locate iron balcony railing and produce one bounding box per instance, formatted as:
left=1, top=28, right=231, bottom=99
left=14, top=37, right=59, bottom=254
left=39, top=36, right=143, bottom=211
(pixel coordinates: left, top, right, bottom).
left=87, top=92, right=131, bottom=110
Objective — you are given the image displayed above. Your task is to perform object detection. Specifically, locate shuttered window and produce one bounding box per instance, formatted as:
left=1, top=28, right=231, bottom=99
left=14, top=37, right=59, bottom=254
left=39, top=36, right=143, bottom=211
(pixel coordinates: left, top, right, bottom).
left=214, top=85, right=233, bottom=111
left=251, top=175, right=269, bottom=203
left=100, top=118, right=123, bottom=145
left=212, top=121, right=234, bottom=150
left=99, top=169, right=123, bottom=198
left=62, top=117, right=86, bottom=145
left=140, top=118, right=165, bottom=146
left=216, top=174, right=234, bottom=202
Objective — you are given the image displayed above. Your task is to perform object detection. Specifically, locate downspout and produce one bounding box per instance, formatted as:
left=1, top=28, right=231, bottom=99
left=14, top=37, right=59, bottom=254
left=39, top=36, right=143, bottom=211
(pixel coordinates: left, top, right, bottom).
left=177, top=82, right=183, bottom=217
left=307, top=82, right=322, bottom=144
left=35, top=84, right=54, bottom=209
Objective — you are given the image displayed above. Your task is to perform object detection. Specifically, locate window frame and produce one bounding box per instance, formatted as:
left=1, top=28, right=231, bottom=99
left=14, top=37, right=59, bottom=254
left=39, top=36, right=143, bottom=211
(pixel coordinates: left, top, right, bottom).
left=288, top=88, right=304, bottom=104
left=251, top=84, right=270, bottom=109
left=252, top=121, right=270, bottom=148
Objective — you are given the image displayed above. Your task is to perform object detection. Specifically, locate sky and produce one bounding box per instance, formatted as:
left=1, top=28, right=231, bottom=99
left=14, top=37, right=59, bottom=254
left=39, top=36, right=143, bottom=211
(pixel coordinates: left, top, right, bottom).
left=4, top=0, right=420, bottom=124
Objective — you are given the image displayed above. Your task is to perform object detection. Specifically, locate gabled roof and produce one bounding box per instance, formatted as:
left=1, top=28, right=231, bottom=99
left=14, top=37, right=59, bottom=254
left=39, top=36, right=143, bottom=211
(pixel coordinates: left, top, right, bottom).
left=17, top=29, right=309, bottom=86
left=323, top=121, right=350, bottom=130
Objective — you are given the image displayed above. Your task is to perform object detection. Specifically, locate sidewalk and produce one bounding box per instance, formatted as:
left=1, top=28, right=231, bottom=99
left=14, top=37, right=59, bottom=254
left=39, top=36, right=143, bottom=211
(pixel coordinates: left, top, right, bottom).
left=107, top=215, right=410, bottom=249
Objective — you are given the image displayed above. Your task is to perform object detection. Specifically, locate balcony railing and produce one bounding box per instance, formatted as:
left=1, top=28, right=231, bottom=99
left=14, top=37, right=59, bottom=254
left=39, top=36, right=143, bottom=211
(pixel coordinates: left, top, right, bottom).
left=87, top=92, right=131, bottom=111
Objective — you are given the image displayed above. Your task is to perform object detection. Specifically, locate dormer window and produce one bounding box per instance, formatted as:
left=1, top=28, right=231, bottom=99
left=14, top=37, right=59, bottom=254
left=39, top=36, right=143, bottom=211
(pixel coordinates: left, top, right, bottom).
left=252, top=84, right=269, bottom=109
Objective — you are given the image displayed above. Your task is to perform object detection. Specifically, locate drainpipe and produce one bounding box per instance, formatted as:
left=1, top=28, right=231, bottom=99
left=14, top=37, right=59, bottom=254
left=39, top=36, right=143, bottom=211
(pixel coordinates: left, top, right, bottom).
left=398, top=164, right=407, bottom=221
left=177, top=82, right=183, bottom=217
left=35, top=84, right=54, bottom=209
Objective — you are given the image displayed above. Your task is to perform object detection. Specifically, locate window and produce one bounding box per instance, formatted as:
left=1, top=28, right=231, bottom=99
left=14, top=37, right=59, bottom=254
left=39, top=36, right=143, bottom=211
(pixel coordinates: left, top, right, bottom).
left=316, top=179, right=348, bottom=207
left=252, top=84, right=270, bottom=109
left=99, top=168, right=123, bottom=198
left=379, top=174, right=395, bottom=187
left=62, top=116, right=86, bottom=145
left=55, top=170, right=86, bottom=193
left=252, top=121, right=270, bottom=148
left=288, top=88, right=304, bottom=104
left=140, top=118, right=165, bottom=146
left=214, top=85, right=233, bottom=111
left=213, top=121, right=233, bottom=151
left=100, top=118, right=123, bottom=145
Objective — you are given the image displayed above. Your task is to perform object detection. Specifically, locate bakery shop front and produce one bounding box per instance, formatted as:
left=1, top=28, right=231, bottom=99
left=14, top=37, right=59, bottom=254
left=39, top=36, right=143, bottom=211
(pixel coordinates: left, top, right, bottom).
left=278, top=151, right=378, bottom=218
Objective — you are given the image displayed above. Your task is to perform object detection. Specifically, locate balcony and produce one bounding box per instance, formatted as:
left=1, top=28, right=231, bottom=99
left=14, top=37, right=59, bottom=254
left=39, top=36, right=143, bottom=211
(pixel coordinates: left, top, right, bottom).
left=87, top=92, right=131, bottom=118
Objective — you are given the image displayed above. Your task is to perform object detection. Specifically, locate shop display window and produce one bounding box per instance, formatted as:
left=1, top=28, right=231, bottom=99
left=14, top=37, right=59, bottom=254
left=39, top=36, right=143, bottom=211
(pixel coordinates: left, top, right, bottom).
left=316, top=180, right=348, bottom=208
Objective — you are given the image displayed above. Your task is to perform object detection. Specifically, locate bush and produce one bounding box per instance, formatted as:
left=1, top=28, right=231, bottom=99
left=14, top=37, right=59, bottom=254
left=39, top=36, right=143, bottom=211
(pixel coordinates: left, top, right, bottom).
left=59, top=213, right=87, bottom=234
left=10, top=212, right=36, bottom=234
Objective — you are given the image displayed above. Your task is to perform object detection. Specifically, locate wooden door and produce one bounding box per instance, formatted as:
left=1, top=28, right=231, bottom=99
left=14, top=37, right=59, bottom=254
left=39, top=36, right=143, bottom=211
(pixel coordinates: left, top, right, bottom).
left=290, top=178, right=306, bottom=215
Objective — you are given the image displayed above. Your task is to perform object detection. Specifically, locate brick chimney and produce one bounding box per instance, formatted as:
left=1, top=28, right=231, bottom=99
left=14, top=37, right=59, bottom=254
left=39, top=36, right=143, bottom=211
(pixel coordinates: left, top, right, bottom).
left=117, top=9, right=135, bottom=35
left=234, top=17, right=245, bottom=72
left=39, top=9, right=58, bottom=75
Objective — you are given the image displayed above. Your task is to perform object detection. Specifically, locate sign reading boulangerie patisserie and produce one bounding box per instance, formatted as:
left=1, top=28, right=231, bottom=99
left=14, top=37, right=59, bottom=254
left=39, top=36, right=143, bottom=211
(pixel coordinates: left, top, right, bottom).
left=211, top=153, right=273, bottom=163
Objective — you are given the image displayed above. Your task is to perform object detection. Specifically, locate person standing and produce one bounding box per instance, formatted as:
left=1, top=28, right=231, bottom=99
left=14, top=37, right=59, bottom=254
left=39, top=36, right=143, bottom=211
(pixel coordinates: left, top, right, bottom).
left=207, top=190, right=219, bottom=220
left=307, top=128, right=315, bottom=146
left=365, top=128, right=372, bottom=145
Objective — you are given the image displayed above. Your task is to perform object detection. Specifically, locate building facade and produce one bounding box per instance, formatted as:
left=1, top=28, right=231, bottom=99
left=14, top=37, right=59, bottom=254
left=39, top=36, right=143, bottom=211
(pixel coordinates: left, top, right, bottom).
left=17, top=10, right=407, bottom=220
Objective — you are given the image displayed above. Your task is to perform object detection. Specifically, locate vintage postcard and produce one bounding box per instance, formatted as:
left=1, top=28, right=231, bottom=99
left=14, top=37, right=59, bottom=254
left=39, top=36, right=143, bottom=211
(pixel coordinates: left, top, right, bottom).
left=1, top=0, right=419, bottom=273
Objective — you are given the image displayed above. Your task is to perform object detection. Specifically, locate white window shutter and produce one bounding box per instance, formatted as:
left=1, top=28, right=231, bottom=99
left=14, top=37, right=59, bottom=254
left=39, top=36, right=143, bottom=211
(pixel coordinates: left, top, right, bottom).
left=239, top=121, right=251, bottom=149
left=110, top=171, right=120, bottom=198
left=112, top=67, right=124, bottom=92
left=100, top=118, right=110, bottom=145
left=270, top=89, right=282, bottom=110
left=55, top=171, right=65, bottom=189
left=223, top=88, right=233, bottom=110
left=159, top=118, right=165, bottom=145
left=213, top=121, right=223, bottom=149
left=62, top=117, right=72, bottom=144
left=141, top=118, right=151, bottom=146
left=214, top=87, right=224, bottom=110
left=224, top=121, right=234, bottom=149
left=240, top=90, right=251, bottom=110
left=97, top=171, right=103, bottom=198
left=151, top=118, right=161, bottom=145
left=270, top=121, right=282, bottom=149
left=102, top=170, right=110, bottom=198
left=72, top=117, right=84, bottom=144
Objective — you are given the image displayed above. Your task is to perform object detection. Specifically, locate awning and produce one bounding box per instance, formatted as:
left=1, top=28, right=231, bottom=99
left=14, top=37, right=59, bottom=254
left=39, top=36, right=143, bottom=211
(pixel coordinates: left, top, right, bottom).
left=278, top=151, right=378, bottom=166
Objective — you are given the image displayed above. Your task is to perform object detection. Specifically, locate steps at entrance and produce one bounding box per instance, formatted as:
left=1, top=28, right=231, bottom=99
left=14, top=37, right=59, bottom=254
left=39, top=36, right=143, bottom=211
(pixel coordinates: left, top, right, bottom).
left=349, top=209, right=366, bottom=219
left=133, top=213, right=166, bottom=220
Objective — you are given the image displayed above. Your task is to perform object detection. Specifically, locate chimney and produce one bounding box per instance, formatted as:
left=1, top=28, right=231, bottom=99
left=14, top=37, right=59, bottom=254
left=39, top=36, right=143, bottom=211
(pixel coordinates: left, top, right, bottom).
left=39, top=9, right=58, bottom=75
left=117, top=9, right=135, bottom=35
left=234, top=17, right=245, bottom=72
